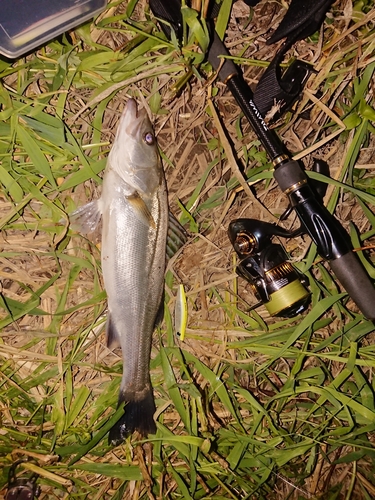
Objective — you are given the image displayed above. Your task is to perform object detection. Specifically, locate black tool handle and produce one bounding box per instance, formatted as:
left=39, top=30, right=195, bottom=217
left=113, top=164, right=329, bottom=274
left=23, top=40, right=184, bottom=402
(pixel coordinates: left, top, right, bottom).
left=274, top=160, right=350, bottom=259
left=274, top=159, right=375, bottom=319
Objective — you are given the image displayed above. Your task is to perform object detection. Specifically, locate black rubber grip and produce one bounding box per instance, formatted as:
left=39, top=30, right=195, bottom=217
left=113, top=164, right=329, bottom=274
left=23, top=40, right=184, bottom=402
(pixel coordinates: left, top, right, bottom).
left=273, top=159, right=307, bottom=191
left=330, top=252, right=375, bottom=320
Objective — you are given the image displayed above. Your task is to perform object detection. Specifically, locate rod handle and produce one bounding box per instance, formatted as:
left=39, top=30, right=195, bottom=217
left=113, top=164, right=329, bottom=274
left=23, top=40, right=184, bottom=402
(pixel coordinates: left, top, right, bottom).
left=330, top=251, right=375, bottom=320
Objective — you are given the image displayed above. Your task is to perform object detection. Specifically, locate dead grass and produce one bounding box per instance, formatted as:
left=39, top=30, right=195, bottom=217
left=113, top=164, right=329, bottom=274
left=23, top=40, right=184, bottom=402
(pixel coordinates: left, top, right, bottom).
left=1, top=0, right=375, bottom=499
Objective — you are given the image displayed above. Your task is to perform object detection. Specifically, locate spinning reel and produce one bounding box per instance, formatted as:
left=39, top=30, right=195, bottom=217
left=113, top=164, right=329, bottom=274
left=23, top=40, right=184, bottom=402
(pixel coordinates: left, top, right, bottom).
left=229, top=219, right=310, bottom=317
left=228, top=160, right=331, bottom=318
left=5, top=460, right=40, bottom=500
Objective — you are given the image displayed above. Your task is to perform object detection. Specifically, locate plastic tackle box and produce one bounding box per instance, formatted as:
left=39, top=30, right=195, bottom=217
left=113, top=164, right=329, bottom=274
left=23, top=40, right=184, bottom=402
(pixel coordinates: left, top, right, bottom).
left=0, top=0, right=107, bottom=58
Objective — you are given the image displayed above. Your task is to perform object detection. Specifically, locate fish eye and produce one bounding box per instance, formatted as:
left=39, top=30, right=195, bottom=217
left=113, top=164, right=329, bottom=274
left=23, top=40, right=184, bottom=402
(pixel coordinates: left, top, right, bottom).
left=144, top=131, right=155, bottom=145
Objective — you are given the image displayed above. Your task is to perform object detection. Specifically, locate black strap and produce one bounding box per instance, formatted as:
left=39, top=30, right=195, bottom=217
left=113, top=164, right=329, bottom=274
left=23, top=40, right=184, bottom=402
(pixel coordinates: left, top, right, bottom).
left=253, top=0, right=334, bottom=119
left=253, top=47, right=314, bottom=120
left=267, top=0, right=334, bottom=45
left=149, top=0, right=334, bottom=120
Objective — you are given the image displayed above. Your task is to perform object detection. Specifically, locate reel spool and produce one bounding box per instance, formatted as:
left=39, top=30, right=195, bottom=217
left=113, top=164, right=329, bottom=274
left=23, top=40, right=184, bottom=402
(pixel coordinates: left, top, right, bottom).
left=228, top=219, right=310, bottom=317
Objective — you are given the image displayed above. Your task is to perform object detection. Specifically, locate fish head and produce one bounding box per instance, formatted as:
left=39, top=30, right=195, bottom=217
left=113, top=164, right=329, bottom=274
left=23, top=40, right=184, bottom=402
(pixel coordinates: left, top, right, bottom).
left=108, top=99, right=161, bottom=195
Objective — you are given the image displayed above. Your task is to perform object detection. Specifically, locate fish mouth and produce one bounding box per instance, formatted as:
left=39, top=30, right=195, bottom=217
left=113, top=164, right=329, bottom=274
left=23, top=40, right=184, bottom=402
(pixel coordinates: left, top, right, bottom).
left=121, top=98, right=149, bottom=134
left=125, top=98, right=139, bottom=118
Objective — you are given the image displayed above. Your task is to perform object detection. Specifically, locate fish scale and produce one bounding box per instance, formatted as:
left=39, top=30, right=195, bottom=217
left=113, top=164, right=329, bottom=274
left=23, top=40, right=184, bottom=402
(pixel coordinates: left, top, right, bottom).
left=102, top=168, right=167, bottom=393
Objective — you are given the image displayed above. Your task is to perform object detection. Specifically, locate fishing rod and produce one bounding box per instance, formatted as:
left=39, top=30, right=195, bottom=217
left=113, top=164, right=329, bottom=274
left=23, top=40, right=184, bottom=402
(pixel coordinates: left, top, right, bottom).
left=149, top=0, right=375, bottom=320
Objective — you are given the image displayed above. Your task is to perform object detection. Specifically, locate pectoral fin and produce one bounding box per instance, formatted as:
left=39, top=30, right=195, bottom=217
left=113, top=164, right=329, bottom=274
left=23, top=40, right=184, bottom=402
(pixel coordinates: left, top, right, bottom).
left=127, top=192, right=156, bottom=229
left=70, top=199, right=103, bottom=236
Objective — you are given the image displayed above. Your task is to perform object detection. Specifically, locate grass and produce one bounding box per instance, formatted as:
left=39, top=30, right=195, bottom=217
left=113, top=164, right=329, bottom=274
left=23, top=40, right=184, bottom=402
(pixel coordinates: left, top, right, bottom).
left=0, top=0, right=375, bottom=498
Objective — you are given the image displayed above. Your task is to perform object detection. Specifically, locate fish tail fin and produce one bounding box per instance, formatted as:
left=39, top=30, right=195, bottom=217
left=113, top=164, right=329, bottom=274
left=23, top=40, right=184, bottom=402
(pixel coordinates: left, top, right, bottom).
left=108, top=389, right=157, bottom=446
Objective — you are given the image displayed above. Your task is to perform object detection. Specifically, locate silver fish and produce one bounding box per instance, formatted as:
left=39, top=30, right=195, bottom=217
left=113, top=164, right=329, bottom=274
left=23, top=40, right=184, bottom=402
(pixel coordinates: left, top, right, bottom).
left=71, top=98, right=168, bottom=445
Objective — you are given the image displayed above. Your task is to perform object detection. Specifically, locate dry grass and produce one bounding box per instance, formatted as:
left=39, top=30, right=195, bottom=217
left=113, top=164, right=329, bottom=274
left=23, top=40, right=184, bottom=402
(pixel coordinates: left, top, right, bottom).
left=1, top=0, right=375, bottom=499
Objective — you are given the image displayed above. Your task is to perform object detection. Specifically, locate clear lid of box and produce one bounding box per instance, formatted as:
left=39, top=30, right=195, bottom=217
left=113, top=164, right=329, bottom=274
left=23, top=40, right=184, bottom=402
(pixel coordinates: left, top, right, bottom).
left=0, top=0, right=107, bottom=58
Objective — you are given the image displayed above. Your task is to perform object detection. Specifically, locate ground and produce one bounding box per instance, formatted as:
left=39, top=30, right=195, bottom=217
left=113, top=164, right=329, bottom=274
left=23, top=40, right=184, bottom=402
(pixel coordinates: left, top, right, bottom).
left=0, top=0, right=375, bottom=499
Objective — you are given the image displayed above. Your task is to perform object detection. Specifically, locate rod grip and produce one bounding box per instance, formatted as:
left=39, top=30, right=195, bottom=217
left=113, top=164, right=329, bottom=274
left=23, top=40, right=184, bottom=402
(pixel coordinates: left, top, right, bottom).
left=330, top=252, right=375, bottom=320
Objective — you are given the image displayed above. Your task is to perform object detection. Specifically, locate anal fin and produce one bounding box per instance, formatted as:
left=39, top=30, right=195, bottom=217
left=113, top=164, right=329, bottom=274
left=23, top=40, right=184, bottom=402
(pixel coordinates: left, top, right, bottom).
left=106, top=314, right=121, bottom=350
left=154, top=292, right=165, bottom=328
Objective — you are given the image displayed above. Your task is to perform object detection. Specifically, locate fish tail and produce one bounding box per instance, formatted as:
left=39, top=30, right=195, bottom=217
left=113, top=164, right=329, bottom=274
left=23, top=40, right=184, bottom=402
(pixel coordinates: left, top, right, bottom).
left=108, top=390, right=157, bottom=446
